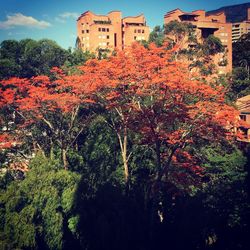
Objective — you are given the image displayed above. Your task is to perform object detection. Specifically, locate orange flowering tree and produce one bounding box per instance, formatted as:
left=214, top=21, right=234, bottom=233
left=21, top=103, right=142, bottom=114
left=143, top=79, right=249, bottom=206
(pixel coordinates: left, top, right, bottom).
left=78, top=42, right=239, bottom=188
left=0, top=42, right=239, bottom=187
left=0, top=71, right=96, bottom=169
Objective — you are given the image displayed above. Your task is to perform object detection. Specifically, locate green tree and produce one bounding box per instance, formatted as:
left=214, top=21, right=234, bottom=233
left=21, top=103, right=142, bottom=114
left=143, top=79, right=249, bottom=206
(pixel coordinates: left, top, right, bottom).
left=0, top=40, right=22, bottom=79
left=20, top=39, right=68, bottom=77
left=202, top=35, right=224, bottom=56
left=0, top=58, right=21, bottom=79
left=233, top=33, right=250, bottom=69
left=164, top=20, right=196, bottom=46
left=0, top=154, right=80, bottom=249
left=228, top=67, right=250, bottom=100
left=0, top=40, right=21, bottom=60
left=148, top=26, right=165, bottom=47
left=229, top=33, right=250, bottom=100
left=0, top=39, right=69, bottom=79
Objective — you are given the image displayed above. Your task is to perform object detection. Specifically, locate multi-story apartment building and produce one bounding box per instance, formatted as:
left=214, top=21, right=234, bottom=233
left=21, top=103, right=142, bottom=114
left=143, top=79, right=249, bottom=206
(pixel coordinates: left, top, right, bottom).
left=164, top=9, right=232, bottom=73
left=77, top=11, right=150, bottom=53
left=232, top=8, right=250, bottom=42
left=236, top=95, right=250, bottom=142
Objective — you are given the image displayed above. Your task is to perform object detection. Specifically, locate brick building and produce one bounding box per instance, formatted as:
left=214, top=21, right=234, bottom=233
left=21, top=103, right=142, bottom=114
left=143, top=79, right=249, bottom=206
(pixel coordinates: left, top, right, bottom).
left=232, top=8, right=250, bottom=42
left=236, top=95, right=250, bottom=142
left=77, top=11, right=150, bottom=53
left=164, top=9, right=232, bottom=73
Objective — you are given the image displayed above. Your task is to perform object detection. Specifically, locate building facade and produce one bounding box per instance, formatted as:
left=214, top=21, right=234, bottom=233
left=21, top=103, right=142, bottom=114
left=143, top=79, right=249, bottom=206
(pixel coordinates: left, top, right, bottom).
left=164, top=9, right=232, bottom=73
left=77, top=11, right=150, bottom=53
left=236, top=95, right=250, bottom=142
left=232, top=8, right=250, bottom=42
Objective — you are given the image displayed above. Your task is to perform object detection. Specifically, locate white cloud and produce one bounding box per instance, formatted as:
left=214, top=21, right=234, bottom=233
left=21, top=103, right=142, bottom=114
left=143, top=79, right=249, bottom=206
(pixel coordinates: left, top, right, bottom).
left=55, top=12, right=79, bottom=23
left=0, top=13, right=51, bottom=29
left=59, top=12, right=79, bottom=19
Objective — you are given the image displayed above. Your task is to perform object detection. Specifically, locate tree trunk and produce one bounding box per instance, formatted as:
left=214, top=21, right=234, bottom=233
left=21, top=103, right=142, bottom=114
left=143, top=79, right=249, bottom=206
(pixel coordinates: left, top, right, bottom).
left=155, top=140, right=161, bottom=172
left=117, top=126, right=129, bottom=183
left=50, top=140, right=54, bottom=160
left=62, top=148, right=68, bottom=170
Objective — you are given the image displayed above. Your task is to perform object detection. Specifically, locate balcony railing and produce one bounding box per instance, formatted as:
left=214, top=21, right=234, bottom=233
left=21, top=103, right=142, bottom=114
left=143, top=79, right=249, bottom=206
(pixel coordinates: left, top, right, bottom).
left=94, top=20, right=111, bottom=25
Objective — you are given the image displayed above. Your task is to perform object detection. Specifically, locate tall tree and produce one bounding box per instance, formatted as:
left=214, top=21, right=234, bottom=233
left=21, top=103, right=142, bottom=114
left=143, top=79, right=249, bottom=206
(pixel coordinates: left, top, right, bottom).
left=0, top=70, right=96, bottom=169
left=77, top=42, right=239, bottom=187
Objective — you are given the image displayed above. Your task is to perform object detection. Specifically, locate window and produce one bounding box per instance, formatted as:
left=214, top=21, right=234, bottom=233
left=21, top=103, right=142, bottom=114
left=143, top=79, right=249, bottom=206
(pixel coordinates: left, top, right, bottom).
left=107, top=42, right=109, bottom=46
left=102, top=28, right=105, bottom=32
left=240, top=115, right=246, bottom=121
left=114, top=33, right=117, bottom=47
left=86, top=30, right=89, bottom=33
left=98, top=28, right=101, bottom=32
left=107, top=28, right=109, bottom=32
left=138, top=29, right=141, bottom=33
left=134, top=29, right=137, bottom=33
left=107, top=35, right=109, bottom=39
left=82, top=30, right=85, bottom=34
left=134, top=36, right=137, bottom=40
left=142, top=30, right=145, bottom=33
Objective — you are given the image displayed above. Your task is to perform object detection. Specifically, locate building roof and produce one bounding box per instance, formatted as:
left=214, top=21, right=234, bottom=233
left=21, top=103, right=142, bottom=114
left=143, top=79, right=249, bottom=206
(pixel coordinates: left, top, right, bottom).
left=164, top=8, right=182, bottom=18
left=179, top=13, right=199, bottom=17
left=77, top=10, right=114, bottom=21
left=122, top=13, right=145, bottom=20
left=77, top=11, right=93, bottom=21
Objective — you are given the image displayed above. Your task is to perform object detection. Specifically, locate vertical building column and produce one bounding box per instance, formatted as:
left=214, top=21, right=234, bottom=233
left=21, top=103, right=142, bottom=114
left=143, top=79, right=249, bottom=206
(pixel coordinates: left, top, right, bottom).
left=108, top=11, right=122, bottom=50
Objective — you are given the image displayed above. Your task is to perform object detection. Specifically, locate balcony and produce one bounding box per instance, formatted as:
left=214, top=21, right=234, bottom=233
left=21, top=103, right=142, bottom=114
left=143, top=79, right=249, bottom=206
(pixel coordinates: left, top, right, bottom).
left=179, top=13, right=199, bottom=22
left=94, top=20, right=111, bottom=25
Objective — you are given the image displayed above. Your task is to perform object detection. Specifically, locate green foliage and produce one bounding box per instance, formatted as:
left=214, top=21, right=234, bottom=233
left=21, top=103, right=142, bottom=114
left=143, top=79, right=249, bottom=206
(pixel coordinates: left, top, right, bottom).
left=0, top=39, right=249, bottom=250
left=0, top=58, right=21, bottom=79
left=20, top=39, right=68, bottom=77
left=228, top=67, right=250, bottom=100
left=79, top=115, right=121, bottom=186
left=64, top=48, right=95, bottom=74
left=164, top=20, right=195, bottom=43
left=148, top=25, right=165, bottom=47
left=199, top=144, right=248, bottom=227
left=0, top=39, right=95, bottom=79
left=68, top=215, right=80, bottom=234
left=202, top=35, right=224, bottom=56
left=228, top=33, right=250, bottom=100
left=163, top=21, right=226, bottom=77
left=0, top=154, right=80, bottom=249
left=97, top=48, right=110, bottom=60
left=233, top=33, right=250, bottom=68
left=0, top=40, right=21, bottom=59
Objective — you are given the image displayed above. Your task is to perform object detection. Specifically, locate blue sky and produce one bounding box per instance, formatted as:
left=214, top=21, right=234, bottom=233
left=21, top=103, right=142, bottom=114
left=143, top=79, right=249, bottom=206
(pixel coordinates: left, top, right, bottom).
left=0, top=0, right=249, bottom=49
